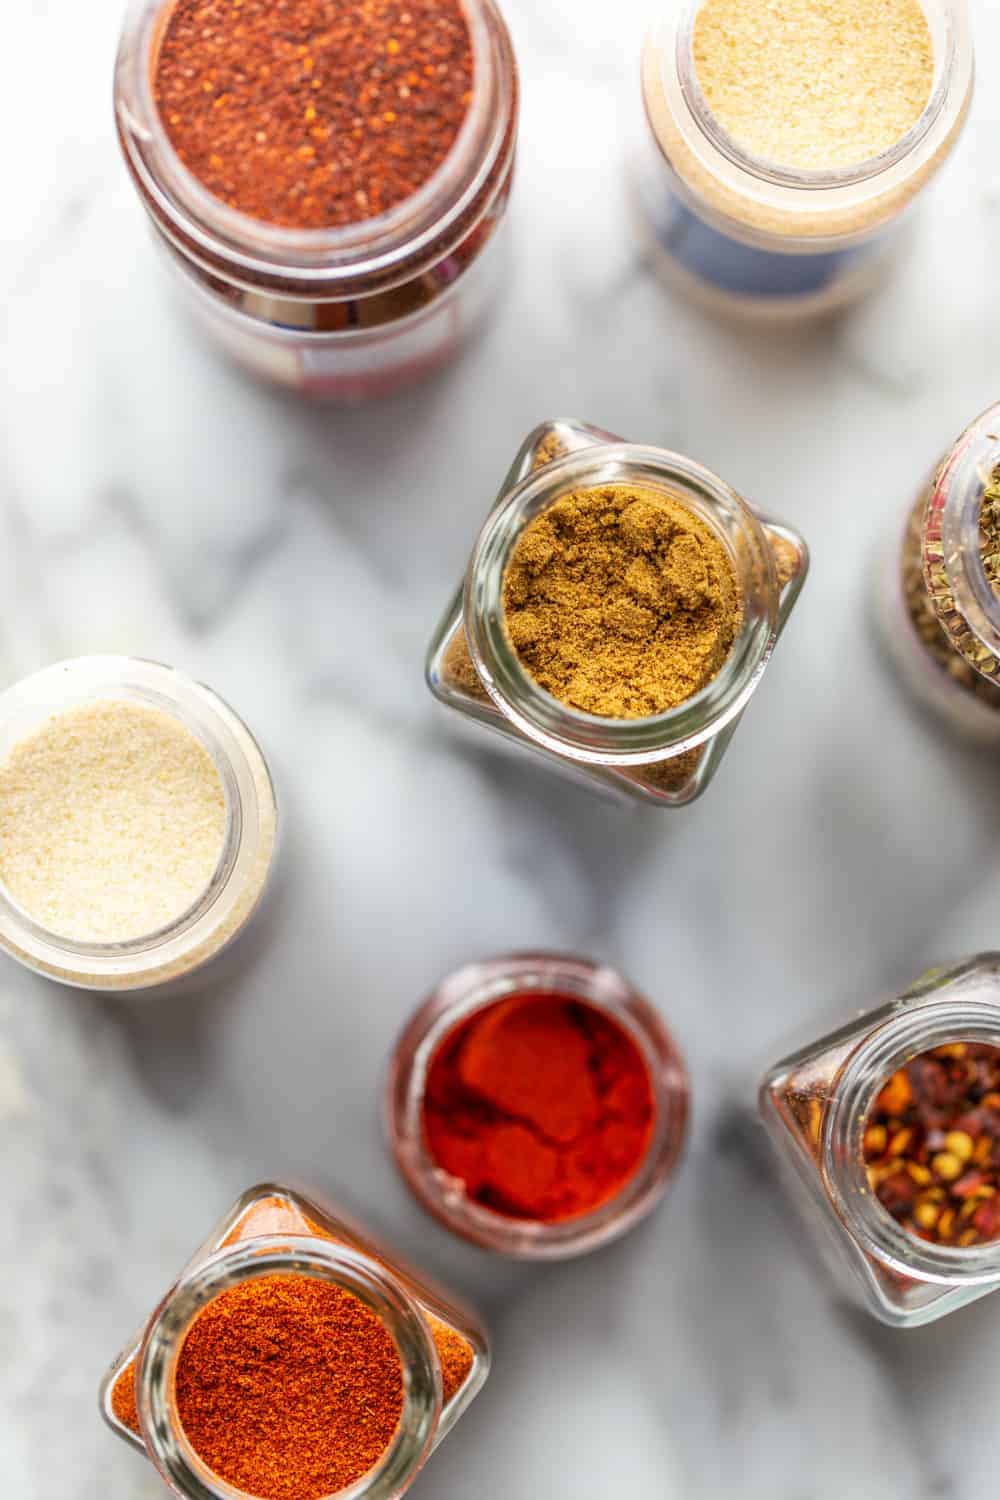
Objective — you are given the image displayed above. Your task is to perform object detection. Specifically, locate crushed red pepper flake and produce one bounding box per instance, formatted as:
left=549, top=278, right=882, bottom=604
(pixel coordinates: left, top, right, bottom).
left=153, top=0, right=474, bottom=229
left=864, top=1042, right=1000, bottom=1248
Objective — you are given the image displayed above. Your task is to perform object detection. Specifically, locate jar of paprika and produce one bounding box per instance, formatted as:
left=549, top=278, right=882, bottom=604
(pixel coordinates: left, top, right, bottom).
left=99, top=1183, right=489, bottom=1499
left=425, top=419, right=808, bottom=806
left=113, top=0, right=518, bottom=399
left=387, top=953, right=690, bottom=1258
left=760, top=955, right=1000, bottom=1327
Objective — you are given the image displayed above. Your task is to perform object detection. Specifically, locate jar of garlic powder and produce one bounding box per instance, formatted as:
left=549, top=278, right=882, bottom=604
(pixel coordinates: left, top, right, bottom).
left=0, top=657, right=277, bottom=992
left=878, top=401, right=1000, bottom=744
left=113, top=0, right=518, bottom=398
left=636, top=0, right=973, bottom=320
left=760, top=956, right=1000, bottom=1327
left=426, top=420, right=808, bottom=806
left=100, top=1183, right=488, bottom=1498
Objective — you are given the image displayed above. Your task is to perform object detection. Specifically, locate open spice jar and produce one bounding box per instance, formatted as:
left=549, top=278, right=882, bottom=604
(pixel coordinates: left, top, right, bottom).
left=113, top=0, right=518, bottom=398
left=0, top=657, right=276, bottom=993
left=879, top=400, right=1000, bottom=744
left=387, top=953, right=690, bottom=1258
left=636, top=0, right=973, bottom=321
left=760, top=955, right=1000, bottom=1327
left=426, top=420, right=808, bottom=806
left=100, top=1184, right=489, bottom=1500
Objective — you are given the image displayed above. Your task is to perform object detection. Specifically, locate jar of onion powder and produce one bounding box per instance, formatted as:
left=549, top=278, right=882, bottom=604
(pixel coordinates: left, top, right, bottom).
left=0, top=657, right=277, bottom=992
left=100, top=1184, right=489, bottom=1499
left=426, top=419, right=808, bottom=806
left=636, top=0, right=973, bottom=320
left=113, top=0, right=518, bottom=398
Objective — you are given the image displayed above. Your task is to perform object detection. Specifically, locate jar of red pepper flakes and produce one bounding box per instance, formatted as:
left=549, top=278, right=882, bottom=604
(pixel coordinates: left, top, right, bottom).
left=760, top=955, right=1000, bottom=1328
left=113, top=0, right=518, bottom=399
left=386, top=953, right=690, bottom=1258
left=99, top=1184, right=489, bottom=1499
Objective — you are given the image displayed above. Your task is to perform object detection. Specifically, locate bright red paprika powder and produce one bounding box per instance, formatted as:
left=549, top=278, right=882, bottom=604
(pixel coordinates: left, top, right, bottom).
left=422, top=992, right=656, bottom=1221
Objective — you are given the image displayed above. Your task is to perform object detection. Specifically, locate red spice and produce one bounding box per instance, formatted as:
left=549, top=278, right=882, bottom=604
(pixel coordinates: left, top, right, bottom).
left=153, top=0, right=475, bottom=230
left=422, top=993, right=656, bottom=1221
left=864, top=1042, right=1000, bottom=1247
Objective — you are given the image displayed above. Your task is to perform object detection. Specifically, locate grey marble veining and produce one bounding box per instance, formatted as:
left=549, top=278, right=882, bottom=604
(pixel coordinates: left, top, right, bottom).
left=2, top=1, right=1000, bottom=1496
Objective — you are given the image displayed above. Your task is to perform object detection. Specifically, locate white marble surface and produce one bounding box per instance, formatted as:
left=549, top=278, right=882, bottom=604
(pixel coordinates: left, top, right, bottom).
left=3, top=1, right=1000, bottom=1496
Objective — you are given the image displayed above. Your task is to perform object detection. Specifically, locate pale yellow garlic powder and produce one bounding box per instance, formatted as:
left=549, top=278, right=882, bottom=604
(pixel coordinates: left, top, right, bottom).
left=692, top=0, right=935, bottom=171
left=0, top=700, right=227, bottom=944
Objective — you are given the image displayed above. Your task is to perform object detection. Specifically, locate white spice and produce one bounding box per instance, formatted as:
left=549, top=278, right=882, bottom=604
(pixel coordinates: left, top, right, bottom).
left=0, top=700, right=227, bottom=944
left=692, top=0, right=934, bottom=171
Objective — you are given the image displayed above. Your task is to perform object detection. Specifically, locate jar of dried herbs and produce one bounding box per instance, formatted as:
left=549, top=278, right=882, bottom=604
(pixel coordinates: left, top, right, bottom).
left=426, top=420, right=808, bottom=806
left=635, top=0, right=973, bottom=321
left=879, top=401, right=1000, bottom=743
left=760, top=955, right=1000, bottom=1328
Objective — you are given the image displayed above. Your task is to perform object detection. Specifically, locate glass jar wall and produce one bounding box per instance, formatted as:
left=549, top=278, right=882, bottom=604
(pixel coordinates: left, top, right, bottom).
left=426, top=419, right=808, bottom=806
left=760, top=956, right=1000, bottom=1327
left=100, top=1184, right=490, bottom=1499
left=114, top=0, right=519, bottom=398
left=0, top=657, right=276, bottom=993
left=878, top=400, right=1000, bottom=743
left=636, top=0, right=973, bottom=321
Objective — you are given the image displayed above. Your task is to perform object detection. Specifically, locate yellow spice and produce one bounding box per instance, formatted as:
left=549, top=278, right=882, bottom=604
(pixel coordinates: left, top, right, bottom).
left=692, top=0, right=935, bottom=171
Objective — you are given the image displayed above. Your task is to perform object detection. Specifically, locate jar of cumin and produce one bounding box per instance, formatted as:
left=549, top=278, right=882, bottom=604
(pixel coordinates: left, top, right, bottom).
left=113, top=0, right=518, bottom=399
left=879, top=401, right=1000, bottom=743
left=636, top=0, right=973, bottom=321
left=760, top=956, right=1000, bottom=1327
left=426, top=420, right=808, bottom=806
left=100, top=1184, right=489, bottom=1499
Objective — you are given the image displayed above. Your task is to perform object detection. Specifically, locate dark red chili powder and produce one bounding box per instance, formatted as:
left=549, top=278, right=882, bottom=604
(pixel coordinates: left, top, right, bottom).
left=153, top=0, right=475, bottom=230
left=422, top=993, right=656, bottom=1221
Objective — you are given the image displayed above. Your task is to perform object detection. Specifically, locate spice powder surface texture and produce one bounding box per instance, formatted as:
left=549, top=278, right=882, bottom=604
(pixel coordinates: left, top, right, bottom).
left=864, top=1044, right=1000, bottom=1248
left=502, top=483, right=741, bottom=718
left=153, top=0, right=474, bottom=229
left=0, top=701, right=226, bottom=944
left=172, top=1273, right=405, bottom=1500
left=422, top=993, right=656, bottom=1221
left=692, top=0, right=934, bottom=171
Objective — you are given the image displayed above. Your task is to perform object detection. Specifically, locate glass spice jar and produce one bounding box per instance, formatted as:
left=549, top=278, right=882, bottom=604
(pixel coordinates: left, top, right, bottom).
left=878, top=400, right=1000, bottom=744
left=635, top=0, right=973, bottom=321
left=113, top=0, right=518, bottom=399
left=99, top=1183, right=489, bottom=1499
left=386, top=952, right=690, bottom=1258
left=426, top=419, right=808, bottom=806
left=760, top=955, right=1000, bottom=1328
left=0, top=656, right=277, bottom=993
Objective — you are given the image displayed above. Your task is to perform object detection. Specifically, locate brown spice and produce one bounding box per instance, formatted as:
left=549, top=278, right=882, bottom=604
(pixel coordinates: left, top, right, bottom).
left=502, top=484, right=741, bottom=717
left=864, top=1043, right=1000, bottom=1248
left=902, top=495, right=1000, bottom=710
left=154, top=0, right=474, bottom=229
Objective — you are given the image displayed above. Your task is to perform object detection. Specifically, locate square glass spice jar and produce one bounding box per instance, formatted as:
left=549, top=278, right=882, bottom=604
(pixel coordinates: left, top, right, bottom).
left=99, top=1183, right=489, bottom=1500
left=878, top=399, right=1000, bottom=744
left=760, top=956, right=1000, bottom=1328
left=635, top=0, right=973, bottom=321
left=0, top=656, right=277, bottom=993
left=113, top=0, right=518, bottom=399
left=426, top=419, right=808, bottom=806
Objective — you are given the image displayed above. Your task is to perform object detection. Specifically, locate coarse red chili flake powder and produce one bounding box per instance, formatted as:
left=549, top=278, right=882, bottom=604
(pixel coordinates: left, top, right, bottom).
left=153, top=0, right=475, bottom=230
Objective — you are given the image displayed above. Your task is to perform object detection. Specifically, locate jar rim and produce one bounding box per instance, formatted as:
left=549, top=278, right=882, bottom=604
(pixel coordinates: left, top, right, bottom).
left=136, top=1236, right=443, bottom=1500
left=386, top=951, right=690, bottom=1259
left=823, top=962, right=1000, bottom=1287
left=463, top=444, right=788, bottom=765
left=0, top=656, right=277, bottom=990
left=114, top=0, right=518, bottom=295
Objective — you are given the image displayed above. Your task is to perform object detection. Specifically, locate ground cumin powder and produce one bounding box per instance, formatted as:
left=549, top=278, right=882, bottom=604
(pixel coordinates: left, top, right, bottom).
left=502, top=484, right=741, bottom=718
